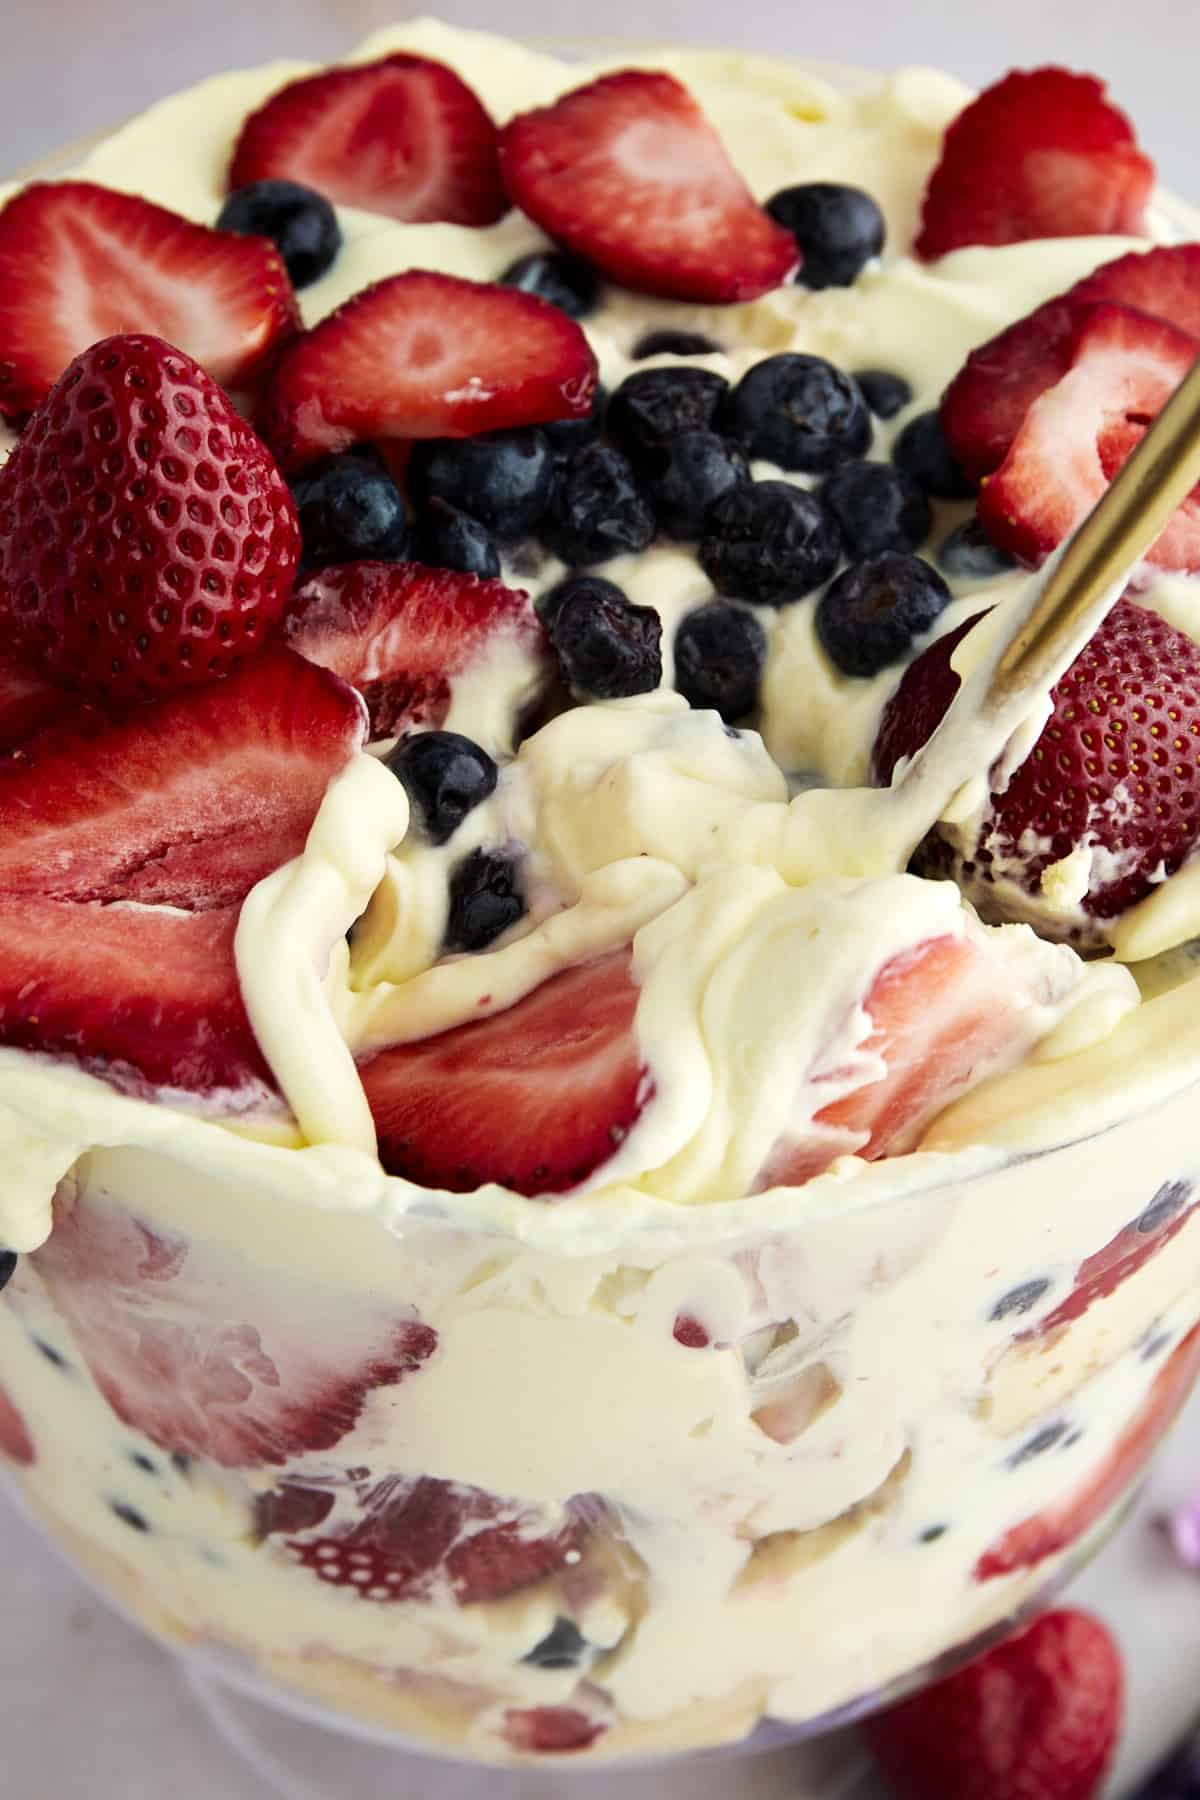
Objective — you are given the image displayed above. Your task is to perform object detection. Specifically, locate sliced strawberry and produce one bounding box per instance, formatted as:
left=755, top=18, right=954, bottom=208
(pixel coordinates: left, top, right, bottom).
left=976, top=1324, right=1200, bottom=1580
left=0, top=648, right=364, bottom=909
left=258, top=271, right=598, bottom=471
left=0, top=1378, right=35, bottom=1466
left=503, top=1708, right=607, bottom=1755
left=32, top=1184, right=437, bottom=1467
left=978, top=303, right=1200, bottom=569
left=1031, top=1180, right=1199, bottom=1339
left=943, top=245, right=1200, bottom=483
left=229, top=55, right=506, bottom=227
left=0, top=334, right=302, bottom=704
left=282, top=561, right=550, bottom=740
left=0, top=652, right=80, bottom=752
left=916, top=67, right=1153, bottom=260
left=499, top=70, right=797, bottom=305
left=874, top=598, right=1200, bottom=941
left=359, top=951, right=650, bottom=1197
left=0, top=183, right=298, bottom=420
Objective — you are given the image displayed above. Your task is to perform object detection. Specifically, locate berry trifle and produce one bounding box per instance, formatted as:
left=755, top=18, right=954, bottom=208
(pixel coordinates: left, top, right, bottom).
left=2, top=16, right=1200, bottom=1768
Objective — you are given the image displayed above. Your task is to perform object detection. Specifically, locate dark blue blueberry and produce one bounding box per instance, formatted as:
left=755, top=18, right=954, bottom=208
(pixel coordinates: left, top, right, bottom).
left=854, top=369, right=912, bottom=421
left=645, top=431, right=749, bottom=538
left=633, top=329, right=722, bottom=359
left=766, top=183, right=885, bottom=289
left=385, top=731, right=499, bottom=845
left=541, top=444, right=655, bottom=566
left=409, top=429, right=554, bottom=541
left=607, top=366, right=729, bottom=466
left=990, top=1277, right=1051, bottom=1321
left=938, top=516, right=1016, bottom=580
left=700, top=480, right=841, bottom=606
left=110, top=1500, right=151, bottom=1533
left=217, top=179, right=341, bottom=289
left=542, top=576, right=661, bottom=699
left=722, top=353, right=871, bottom=472
left=171, top=1451, right=192, bottom=1477
left=1007, top=1421, right=1069, bottom=1468
left=893, top=410, right=975, bottom=499
left=1138, top=1179, right=1193, bottom=1234
left=674, top=602, right=767, bottom=723
left=33, top=1337, right=68, bottom=1370
left=1132, top=1729, right=1200, bottom=1798
left=499, top=250, right=601, bottom=320
left=1142, top=1329, right=1175, bottom=1362
left=129, top=1451, right=158, bottom=1475
left=413, top=499, right=500, bottom=580
left=0, top=1249, right=15, bottom=1294
left=542, top=383, right=608, bottom=457
left=918, top=1524, right=948, bottom=1544
left=821, top=460, right=931, bottom=558
left=816, top=553, right=951, bottom=678
left=522, top=1618, right=593, bottom=1670
left=444, top=849, right=526, bottom=953
left=291, top=450, right=408, bottom=566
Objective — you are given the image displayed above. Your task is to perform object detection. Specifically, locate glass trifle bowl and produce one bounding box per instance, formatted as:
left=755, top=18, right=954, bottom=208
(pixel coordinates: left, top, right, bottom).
left=3, top=15, right=1200, bottom=1795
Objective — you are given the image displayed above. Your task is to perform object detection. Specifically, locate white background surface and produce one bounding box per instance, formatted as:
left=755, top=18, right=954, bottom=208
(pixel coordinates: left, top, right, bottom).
left=4, top=3, right=1200, bottom=1795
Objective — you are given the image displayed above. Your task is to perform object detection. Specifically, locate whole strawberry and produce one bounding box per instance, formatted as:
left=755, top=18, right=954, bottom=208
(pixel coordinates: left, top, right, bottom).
left=864, top=1609, right=1124, bottom=1800
left=0, top=332, right=300, bottom=704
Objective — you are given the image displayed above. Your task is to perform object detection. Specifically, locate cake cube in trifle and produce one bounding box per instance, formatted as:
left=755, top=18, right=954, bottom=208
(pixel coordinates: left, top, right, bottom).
left=2, top=15, right=1200, bottom=1768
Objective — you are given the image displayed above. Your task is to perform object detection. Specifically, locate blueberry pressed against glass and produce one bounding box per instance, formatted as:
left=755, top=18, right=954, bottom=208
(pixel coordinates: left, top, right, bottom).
left=722, top=353, right=871, bottom=473
left=765, top=182, right=886, bottom=289
left=700, top=480, right=841, bottom=606
left=412, top=498, right=500, bottom=580
left=385, top=731, right=499, bottom=845
left=291, top=450, right=408, bottom=566
left=500, top=250, right=602, bottom=319
left=444, top=849, right=526, bottom=953
left=893, top=409, right=975, bottom=499
left=522, top=1618, right=593, bottom=1670
left=540, top=444, right=656, bottom=566
left=674, top=601, right=767, bottom=722
left=644, top=431, right=749, bottom=539
left=821, top=460, right=931, bottom=558
left=110, top=1499, right=151, bottom=1533
left=218, top=179, right=341, bottom=288
left=33, top=1337, right=68, bottom=1369
left=542, top=575, right=662, bottom=698
left=938, top=515, right=1016, bottom=580
left=1006, top=1421, right=1070, bottom=1468
left=409, top=429, right=554, bottom=540
left=542, top=382, right=608, bottom=456
left=0, top=1249, right=14, bottom=1294
left=1137, top=1178, right=1194, bottom=1234
left=632, top=328, right=722, bottom=359
left=918, top=1523, right=948, bottom=1544
left=989, top=1277, right=1052, bottom=1321
left=816, top=553, right=952, bottom=678
left=854, top=368, right=912, bottom=420
left=606, top=366, right=729, bottom=466
left=129, top=1451, right=158, bottom=1475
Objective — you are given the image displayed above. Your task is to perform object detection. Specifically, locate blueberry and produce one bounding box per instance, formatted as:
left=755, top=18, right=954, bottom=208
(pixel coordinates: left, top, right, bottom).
left=541, top=444, right=656, bottom=566
left=543, top=383, right=608, bottom=457
left=217, top=179, right=341, bottom=289
left=291, top=450, right=408, bottom=566
left=918, top=1524, right=949, bottom=1544
left=1138, top=1179, right=1193, bottom=1234
left=607, top=367, right=729, bottom=466
left=722, top=354, right=871, bottom=473
left=816, top=553, right=952, bottom=678
left=645, top=431, right=749, bottom=539
left=674, top=602, right=767, bottom=723
left=821, top=460, right=931, bottom=559
left=938, top=516, right=1016, bottom=580
left=385, top=731, right=499, bottom=845
left=765, top=183, right=886, bottom=289
left=110, top=1500, right=151, bottom=1533
left=129, top=1451, right=158, bottom=1474
left=700, top=480, right=841, bottom=606
left=990, top=1278, right=1051, bottom=1321
left=633, top=329, right=722, bottom=359
left=1007, top=1421, right=1069, bottom=1468
left=1133, top=1734, right=1200, bottom=1798
left=0, top=1249, right=15, bottom=1294
left=542, top=575, right=661, bottom=699
left=171, top=1452, right=192, bottom=1477
left=33, top=1337, right=68, bottom=1369
left=409, top=429, right=554, bottom=541
left=854, top=369, right=913, bottom=421
left=522, top=1618, right=592, bottom=1670
left=500, top=250, right=601, bottom=320
left=892, top=410, right=975, bottom=499
left=413, top=499, right=500, bottom=580
left=444, top=849, right=526, bottom=953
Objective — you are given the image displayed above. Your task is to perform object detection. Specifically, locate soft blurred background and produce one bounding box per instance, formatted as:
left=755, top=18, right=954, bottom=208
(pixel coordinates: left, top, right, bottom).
left=5, top=0, right=1199, bottom=188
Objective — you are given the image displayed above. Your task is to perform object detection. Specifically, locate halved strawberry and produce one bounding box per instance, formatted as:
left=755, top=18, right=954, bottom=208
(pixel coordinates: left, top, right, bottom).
left=262, top=1471, right=580, bottom=1604
left=916, top=67, right=1154, bottom=260
left=503, top=1708, right=607, bottom=1755
left=976, top=1323, right=1200, bottom=1579
left=359, top=951, right=650, bottom=1197
left=978, top=303, right=1200, bottom=569
left=0, top=653, right=80, bottom=753
left=0, top=334, right=302, bottom=704
left=258, top=271, right=598, bottom=471
left=0, top=183, right=298, bottom=420
left=873, top=598, right=1200, bottom=942
left=943, top=245, right=1200, bottom=483
left=498, top=70, right=798, bottom=304
left=282, top=561, right=551, bottom=741
left=32, top=1184, right=438, bottom=1467
left=229, top=54, right=506, bottom=227
left=1031, top=1180, right=1199, bottom=1339
left=0, top=1379, right=35, bottom=1466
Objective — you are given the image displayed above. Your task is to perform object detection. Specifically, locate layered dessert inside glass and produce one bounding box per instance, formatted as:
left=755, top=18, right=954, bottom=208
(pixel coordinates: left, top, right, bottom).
left=2, top=16, right=1200, bottom=1766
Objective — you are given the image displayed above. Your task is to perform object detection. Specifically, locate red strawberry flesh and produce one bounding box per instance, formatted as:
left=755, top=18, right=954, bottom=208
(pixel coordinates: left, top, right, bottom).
left=229, top=54, right=507, bottom=227
left=499, top=70, right=797, bottom=305
left=1031, top=1179, right=1199, bottom=1339
left=0, top=1379, right=35, bottom=1466
left=0, top=653, right=82, bottom=753
left=503, top=1708, right=606, bottom=1754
